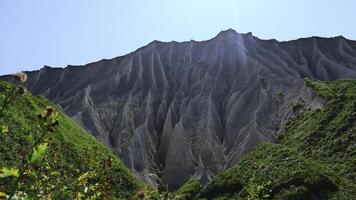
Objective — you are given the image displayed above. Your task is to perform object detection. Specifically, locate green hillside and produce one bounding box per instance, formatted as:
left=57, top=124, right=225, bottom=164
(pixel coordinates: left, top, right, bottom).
left=0, top=80, right=143, bottom=199
left=181, top=79, right=356, bottom=200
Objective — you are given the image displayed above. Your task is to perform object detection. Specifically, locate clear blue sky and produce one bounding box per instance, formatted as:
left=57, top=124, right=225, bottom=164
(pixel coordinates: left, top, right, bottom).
left=1, top=0, right=356, bottom=75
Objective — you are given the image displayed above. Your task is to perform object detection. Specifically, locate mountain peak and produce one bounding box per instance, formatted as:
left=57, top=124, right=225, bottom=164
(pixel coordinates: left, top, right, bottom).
left=216, top=28, right=238, bottom=37
left=215, top=29, right=254, bottom=40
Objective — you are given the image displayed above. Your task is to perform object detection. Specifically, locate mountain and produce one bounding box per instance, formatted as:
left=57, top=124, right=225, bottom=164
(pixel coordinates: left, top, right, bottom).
left=0, top=81, right=143, bottom=199
left=2, top=29, right=356, bottom=189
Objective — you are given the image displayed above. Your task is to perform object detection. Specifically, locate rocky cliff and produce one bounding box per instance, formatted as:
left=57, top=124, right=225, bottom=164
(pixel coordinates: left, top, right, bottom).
left=3, top=29, right=356, bottom=189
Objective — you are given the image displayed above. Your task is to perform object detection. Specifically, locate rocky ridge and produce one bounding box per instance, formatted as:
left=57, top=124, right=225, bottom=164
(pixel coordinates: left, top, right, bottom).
left=3, top=29, right=356, bottom=189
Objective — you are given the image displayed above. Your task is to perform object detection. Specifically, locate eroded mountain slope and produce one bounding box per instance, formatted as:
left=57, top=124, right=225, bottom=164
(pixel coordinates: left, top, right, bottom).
left=3, top=29, right=356, bottom=189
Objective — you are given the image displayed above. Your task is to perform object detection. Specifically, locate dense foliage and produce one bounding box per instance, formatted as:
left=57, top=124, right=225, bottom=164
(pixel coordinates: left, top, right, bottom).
left=281, top=78, right=356, bottom=199
left=0, top=80, right=143, bottom=199
left=182, top=78, right=356, bottom=200
left=199, top=143, right=337, bottom=199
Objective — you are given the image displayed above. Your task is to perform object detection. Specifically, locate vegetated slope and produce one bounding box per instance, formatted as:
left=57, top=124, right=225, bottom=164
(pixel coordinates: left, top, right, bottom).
left=197, top=79, right=356, bottom=200
left=3, top=29, right=356, bottom=189
left=0, top=81, right=142, bottom=199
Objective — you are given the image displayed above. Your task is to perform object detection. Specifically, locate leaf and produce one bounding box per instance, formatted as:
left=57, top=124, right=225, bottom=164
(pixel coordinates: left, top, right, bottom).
left=75, top=192, right=84, bottom=200
left=30, top=143, right=48, bottom=163
left=0, top=125, right=9, bottom=134
left=0, top=167, right=19, bottom=178
left=84, top=186, right=88, bottom=194
left=0, top=191, right=7, bottom=197
left=77, top=172, right=90, bottom=184
left=25, top=135, right=35, bottom=145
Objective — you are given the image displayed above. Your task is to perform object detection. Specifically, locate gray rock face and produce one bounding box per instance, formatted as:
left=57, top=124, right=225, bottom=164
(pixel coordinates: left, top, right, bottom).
left=3, top=29, right=356, bottom=189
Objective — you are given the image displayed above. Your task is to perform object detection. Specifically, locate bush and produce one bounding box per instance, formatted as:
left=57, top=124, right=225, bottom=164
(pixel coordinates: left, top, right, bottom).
left=174, top=177, right=201, bottom=200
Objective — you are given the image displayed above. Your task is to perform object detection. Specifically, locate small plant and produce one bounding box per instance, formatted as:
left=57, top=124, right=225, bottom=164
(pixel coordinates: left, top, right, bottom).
left=130, top=186, right=163, bottom=200
left=245, top=177, right=271, bottom=200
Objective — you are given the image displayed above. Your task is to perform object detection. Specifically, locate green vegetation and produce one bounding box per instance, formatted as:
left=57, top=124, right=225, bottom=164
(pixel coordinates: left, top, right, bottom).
left=0, top=79, right=143, bottom=199
left=281, top=78, right=356, bottom=199
left=174, top=178, right=201, bottom=200
left=195, top=78, right=356, bottom=200
left=200, top=144, right=337, bottom=199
